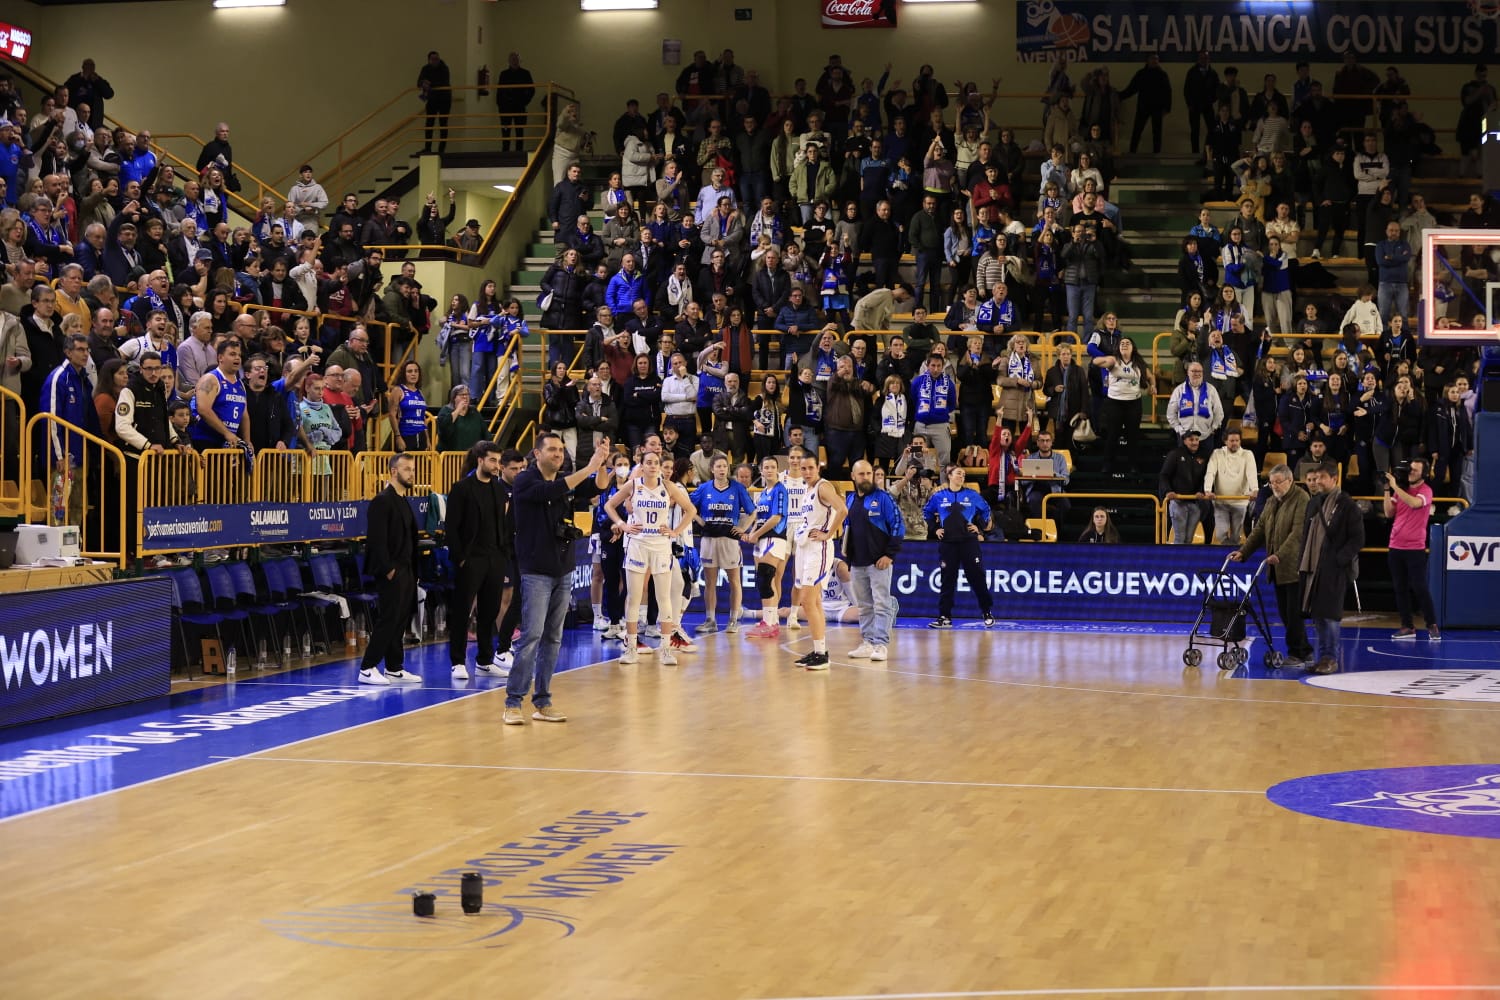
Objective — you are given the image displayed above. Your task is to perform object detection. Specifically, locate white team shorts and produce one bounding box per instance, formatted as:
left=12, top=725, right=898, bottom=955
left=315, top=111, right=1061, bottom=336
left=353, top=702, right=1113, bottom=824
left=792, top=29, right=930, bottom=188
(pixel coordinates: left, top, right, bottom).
left=700, top=535, right=743, bottom=568
left=754, top=536, right=790, bottom=562
left=794, top=541, right=836, bottom=589
left=625, top=538, right=675, bottom=575
left=588, top=534, right=601, bottom=564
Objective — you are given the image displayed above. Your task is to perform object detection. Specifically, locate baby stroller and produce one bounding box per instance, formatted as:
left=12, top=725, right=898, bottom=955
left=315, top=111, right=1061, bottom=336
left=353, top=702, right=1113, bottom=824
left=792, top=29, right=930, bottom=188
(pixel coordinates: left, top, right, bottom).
left=1182, top=553, right=1276, bottom=671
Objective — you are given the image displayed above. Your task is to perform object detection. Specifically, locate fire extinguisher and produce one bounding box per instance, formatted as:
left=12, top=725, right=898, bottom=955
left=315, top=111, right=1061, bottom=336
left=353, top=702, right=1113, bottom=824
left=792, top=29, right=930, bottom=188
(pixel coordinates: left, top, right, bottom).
left=477, top=64, right=490, bottom=98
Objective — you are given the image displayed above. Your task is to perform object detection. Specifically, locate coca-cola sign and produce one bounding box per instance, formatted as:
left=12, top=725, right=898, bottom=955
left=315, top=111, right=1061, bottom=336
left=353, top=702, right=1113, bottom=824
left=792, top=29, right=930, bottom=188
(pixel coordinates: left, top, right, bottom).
left=821, top=0, right=897, bottom=29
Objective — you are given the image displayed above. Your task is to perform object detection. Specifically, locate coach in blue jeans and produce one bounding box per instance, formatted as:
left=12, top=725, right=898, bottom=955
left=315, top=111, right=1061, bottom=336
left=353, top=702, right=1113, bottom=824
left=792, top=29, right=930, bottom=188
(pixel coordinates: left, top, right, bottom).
left=843, top=461, right=904, bottom=663
left=502, top=432, right=610, bottom=726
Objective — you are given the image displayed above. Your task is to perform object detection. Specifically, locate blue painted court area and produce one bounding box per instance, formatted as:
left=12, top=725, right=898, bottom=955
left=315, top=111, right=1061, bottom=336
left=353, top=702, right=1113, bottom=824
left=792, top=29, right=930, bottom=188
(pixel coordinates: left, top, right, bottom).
left=0, top=639, right=607, bottom=823
left=3, top=618, right=1499, bottom=824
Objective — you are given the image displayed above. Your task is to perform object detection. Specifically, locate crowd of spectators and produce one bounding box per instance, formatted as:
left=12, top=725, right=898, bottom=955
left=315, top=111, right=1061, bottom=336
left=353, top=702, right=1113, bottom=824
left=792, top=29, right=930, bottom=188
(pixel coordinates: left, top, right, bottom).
left=0, top=46, right=1490, bottom=565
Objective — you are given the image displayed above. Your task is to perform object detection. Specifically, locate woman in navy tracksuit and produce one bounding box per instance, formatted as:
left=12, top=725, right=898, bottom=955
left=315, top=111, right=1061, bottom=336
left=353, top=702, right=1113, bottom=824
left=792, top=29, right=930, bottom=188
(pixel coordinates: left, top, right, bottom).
left=923, top=465, right=995, bottom=629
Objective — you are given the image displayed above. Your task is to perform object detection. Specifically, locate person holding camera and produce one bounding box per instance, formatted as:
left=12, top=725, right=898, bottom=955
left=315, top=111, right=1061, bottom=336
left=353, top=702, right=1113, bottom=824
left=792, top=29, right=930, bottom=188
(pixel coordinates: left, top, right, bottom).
left=892, top=450, right=939, bottom=541
left=1384, top=458, right=1440, bottom=641
left=502, top=432, right=612, bottom=725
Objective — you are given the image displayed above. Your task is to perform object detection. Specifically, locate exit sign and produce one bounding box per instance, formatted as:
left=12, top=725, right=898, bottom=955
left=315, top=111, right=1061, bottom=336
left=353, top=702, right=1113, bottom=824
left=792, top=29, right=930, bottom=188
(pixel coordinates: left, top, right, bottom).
left=734, top=8, right=752, bottom=20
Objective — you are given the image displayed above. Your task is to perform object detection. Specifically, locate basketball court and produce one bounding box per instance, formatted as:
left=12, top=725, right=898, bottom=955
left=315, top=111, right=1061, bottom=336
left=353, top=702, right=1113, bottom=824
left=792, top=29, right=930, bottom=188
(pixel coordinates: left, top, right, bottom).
left=6, top=616, right=1500, bottom=999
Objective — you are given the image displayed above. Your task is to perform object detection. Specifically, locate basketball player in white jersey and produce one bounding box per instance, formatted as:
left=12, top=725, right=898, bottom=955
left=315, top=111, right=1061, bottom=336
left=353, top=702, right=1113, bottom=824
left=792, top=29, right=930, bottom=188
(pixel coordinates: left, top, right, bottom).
left=780, top=445, right=808, bottom=628
left=604, top=451, right=697, bottom=665
left=792, top=453, right=848, bottom=670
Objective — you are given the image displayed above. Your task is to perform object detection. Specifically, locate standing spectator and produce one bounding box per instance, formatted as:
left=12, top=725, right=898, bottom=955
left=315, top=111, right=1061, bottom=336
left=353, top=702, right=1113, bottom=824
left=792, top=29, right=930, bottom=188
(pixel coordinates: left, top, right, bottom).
left=1043, top=343, right=1088, bottom=448
left=1166, top=362, right=1224, bottom=445
left=1120, top=55, right=1171, bottom=154
left=504, top=433, right=609, bottom=723
left=910, top=352, right=956, bottom=466
left=417, top=51, right=453, bottom=154
left=42, top=333, right=101, bottom=526
left=1204, top=429, right=1257, bottom=543
left=1183, top=52, right=1220, bottom=155
left=553, top=103, right=592, bottom=184
left=1383, top=458, right=1439, bottom=641
left=842, top=459, right=903, bottom=662
left=1299, top=462, right=1365, bottom=675
left=1231, top=464, right=1313, bottom=667
left=358, top=454, right=423, bottom=685
left=496, top=52, right=535, bottom=153
left=63, top=60, right=113, bottom=132
left=1457, top=65, right=1498, bottom=176
left=1160, top=430, right=1210, bottom=544
left=195, top=123, right=237, bottom=192
left=1428, top=380, right=1473, bottom=496
left=436, top=384, right=485, bottom=454
left=1098, top=336, right=1154, bottom=477
left=288, top=166, right=328, bottom=230
left=1374, top=220, right=1412, bottom=329
left=1060, top=224, right=1101, bottom=336
left=1352, top=133, right=1389, bottom=252
left=1311, top=146, right=1354, bottom=260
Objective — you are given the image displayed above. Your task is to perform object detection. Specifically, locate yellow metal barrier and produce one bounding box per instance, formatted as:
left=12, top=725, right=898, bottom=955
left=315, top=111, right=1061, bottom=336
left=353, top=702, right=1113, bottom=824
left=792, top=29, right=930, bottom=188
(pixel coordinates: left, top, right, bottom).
left=198, top=448, right=254, bottom=506
left=21, top=413, right=128, bottom=569
left=0, top=385, right=26, bottom=518
left=1041, top=491, right=1166, bottom=545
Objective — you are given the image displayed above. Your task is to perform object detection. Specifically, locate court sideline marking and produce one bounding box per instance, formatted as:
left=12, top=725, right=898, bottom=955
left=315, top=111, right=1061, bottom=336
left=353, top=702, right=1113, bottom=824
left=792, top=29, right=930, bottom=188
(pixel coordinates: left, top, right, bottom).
left=751, top=986, right=1500, bottom=999
left=210, top=755, right=1264, bottom=796
left=0, top=655, right=616, bottom=829
left=776, top=641, right=1500, bottom=715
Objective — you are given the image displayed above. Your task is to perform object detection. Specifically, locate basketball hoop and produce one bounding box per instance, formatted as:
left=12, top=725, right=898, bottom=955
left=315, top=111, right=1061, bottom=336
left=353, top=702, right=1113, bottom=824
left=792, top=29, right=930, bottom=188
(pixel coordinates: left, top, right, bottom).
left=1471, top=0, right=1500, bottom=20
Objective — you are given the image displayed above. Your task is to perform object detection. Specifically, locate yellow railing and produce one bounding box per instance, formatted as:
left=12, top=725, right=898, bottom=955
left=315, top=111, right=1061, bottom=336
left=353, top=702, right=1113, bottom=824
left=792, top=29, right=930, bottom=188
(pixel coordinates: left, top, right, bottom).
left=0, top=385, right=26, bottom=519
left=1041, top=491, right=1165, bottom=545
left=21, top=413, right=128, bottom=569
left=151, top=131, right=285, bottom=221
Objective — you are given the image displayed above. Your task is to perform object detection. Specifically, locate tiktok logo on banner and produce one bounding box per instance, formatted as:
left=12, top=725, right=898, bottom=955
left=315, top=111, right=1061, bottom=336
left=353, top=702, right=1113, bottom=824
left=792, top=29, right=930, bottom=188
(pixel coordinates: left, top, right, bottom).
left=895, top=564, right=926, bottom=595
left=1268, top=765, right=1500, bottom=839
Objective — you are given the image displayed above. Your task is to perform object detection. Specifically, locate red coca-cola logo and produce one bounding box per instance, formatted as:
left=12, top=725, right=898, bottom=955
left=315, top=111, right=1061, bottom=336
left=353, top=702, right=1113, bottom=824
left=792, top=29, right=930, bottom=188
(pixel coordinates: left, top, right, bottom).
left=821, top=0, right=895, bottom=28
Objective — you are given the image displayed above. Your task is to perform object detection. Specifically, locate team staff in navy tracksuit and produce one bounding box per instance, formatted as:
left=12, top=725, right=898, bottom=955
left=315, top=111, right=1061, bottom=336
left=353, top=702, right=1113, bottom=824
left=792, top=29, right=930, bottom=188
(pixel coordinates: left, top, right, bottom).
left=923, top=465, right=995, bottom=629
left=843, top=460, right=905, bottom=660
left=40, top=333, right=102, bottom=529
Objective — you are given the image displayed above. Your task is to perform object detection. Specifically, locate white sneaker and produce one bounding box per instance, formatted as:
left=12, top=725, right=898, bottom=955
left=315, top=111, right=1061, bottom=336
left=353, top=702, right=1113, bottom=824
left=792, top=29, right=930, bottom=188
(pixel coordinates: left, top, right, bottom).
left=643, top=624, right=662, bottom=640
left=658, top=647, right=678, bottom=666
left=869, top=646, right=888, bottom=661
left=725, top=617, right=740, bottom=633
left=593, top=614, right=609, bottom=631
left=475, top=661, right=509, bottom=678
left=848, top=642, right=874, bottom=659
left=1310, top=248, right=1321, bottom=259
left=495, top=651, right=514, bottom=668
left=358, top=668, right=390, bottom=686
left=620, top=645, right=638, bottom=665
left=451, top=663, right=469, bottom=680
left=695, top=619, right=718, bottom=634
left=386, top=669, right=422, bottom=684
left=787, top=615, right=803, bottom=631
left=603, top=623, right=624, bottom=640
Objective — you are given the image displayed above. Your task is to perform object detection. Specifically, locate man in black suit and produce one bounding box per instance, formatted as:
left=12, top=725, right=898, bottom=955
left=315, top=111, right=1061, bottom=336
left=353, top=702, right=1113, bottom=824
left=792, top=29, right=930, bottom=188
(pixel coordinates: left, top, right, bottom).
left=359, top=453, right=423, bottom=685
left=446, top=442, right=513, bottom=681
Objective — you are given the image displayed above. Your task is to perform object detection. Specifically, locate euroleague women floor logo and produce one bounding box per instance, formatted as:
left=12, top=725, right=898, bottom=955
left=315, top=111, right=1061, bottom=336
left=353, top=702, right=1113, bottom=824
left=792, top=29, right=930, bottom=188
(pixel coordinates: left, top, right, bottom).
left=264, top=810, right=681, bottom=951
left=1268, top=765, right=1500, bottom=839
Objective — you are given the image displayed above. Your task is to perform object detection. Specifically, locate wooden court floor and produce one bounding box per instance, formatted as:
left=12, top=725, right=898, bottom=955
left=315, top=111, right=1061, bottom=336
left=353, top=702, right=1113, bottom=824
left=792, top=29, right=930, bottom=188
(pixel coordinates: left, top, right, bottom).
left=6, top=626, right=1500, bottom=999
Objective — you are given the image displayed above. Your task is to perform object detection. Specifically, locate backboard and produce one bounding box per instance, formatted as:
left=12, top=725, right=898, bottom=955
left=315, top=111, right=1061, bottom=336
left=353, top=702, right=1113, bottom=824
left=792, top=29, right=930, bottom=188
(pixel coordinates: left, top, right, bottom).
left=1422, top=228, right=1500, bottom=346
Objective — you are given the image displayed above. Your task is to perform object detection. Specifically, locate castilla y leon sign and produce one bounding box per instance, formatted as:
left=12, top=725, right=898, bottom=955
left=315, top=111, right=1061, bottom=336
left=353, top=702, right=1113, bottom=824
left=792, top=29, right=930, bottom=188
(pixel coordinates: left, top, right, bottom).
left=822, top=0, right=898, bottom=29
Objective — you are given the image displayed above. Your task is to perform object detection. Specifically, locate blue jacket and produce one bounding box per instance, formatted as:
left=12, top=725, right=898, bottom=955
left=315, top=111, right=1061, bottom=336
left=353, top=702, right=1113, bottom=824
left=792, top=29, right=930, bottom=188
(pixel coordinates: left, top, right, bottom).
left=911, top=370, right=956, bottom=424
left=843, top=488, right=905, bottom=566
left=924, top=486, right=991, bottom=537
left=605, top=268, right=648, bottom=314
left=1375, top=238, right=1412, bottom=286
left=1261, top=252, right=1292, bottom=295
left=41, top=362, right=101, bottom=464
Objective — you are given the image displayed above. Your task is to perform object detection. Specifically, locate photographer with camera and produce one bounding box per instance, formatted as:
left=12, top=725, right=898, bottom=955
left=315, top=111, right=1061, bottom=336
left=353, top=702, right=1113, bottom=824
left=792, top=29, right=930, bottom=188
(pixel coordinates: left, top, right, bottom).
left=892, top=436, right=939, bottom=540
left=1383, top=457, right=1440, bottom=641
left=502, top=432, right=612, bottom=726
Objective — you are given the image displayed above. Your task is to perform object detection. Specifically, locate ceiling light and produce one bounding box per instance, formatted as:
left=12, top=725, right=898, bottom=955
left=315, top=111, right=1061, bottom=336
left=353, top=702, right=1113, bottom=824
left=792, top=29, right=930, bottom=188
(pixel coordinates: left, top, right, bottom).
left=493, top=184, right=515, bottom=193
left=213, top=0, right=286, bottom=9
left=580, top=0, right=658, bottom=10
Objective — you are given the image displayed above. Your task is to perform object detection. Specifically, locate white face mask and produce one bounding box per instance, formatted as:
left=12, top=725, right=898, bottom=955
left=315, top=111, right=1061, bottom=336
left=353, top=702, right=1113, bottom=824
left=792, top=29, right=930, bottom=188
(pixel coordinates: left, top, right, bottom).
left=615, top=467, right=630, bottom=480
